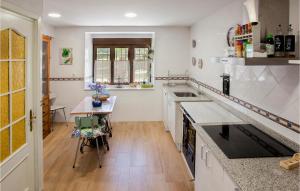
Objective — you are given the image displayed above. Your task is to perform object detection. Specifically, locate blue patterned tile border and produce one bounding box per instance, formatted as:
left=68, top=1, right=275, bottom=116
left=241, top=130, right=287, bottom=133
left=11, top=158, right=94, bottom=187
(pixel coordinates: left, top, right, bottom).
left=50, top=77, right=84, bottom=81
left=155, top=76, right=189, bottom=80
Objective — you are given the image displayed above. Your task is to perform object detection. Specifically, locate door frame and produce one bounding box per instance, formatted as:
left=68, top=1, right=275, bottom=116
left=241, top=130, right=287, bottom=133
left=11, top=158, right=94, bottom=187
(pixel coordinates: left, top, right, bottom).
left=42, top=35, right=52, bottom=138
left=1, top=2, right=44, bottom=191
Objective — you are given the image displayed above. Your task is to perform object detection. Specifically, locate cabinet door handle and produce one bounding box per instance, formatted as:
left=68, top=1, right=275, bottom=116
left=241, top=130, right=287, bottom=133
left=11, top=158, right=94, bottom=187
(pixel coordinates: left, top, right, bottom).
left=234, top=188, right=240, bottom=191
left=205, top=150, right=209, bottom=168
left=200, top=145, right=204, bottom=160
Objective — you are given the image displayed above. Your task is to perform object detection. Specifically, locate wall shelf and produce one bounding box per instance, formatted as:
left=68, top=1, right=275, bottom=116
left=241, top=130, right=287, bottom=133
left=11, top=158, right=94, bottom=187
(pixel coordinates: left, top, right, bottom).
left=234, top=33, right=253, bottom=41
left=244, top=58, right=300, bottom=65
left=214, top=57, right=300, bottom=66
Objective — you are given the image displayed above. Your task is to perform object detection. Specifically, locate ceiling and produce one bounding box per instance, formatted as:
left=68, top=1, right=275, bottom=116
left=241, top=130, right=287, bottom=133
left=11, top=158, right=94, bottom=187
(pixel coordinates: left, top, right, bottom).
left=44, top=0, right=235, bottom=27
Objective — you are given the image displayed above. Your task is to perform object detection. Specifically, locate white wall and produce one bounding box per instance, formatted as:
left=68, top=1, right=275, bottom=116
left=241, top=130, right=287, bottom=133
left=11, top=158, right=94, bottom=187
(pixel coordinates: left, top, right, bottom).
left=2, top=0, right=43, bottom=16
left=50, top=26, right=190, bottom=122
left=190, top=0, right=300, bottom=142
left=42, top=23, right=55, bottom=37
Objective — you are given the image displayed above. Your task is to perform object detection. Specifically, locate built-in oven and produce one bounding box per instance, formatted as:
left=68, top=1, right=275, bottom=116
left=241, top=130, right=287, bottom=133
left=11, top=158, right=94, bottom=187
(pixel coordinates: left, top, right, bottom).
left=182, top=108, right=196, bottom=177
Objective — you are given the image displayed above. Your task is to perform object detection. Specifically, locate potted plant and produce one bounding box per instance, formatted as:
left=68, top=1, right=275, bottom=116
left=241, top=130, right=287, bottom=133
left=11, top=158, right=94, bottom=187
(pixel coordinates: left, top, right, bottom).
left=89, top=82, right=110, bottom=107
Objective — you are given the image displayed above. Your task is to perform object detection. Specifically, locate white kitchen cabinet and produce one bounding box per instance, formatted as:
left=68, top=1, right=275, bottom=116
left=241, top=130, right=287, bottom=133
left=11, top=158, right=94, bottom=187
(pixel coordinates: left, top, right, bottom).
left=163, top=88, right=182, bottom=145
left=195, top=133, right=211, bottom=191
left=175, top=104, right=183, bottom=151
left=195, top=132, right=240, bottom=191
left=168, top=98, right=176, bottom=142
left=163, top=88, right=169, bottom=131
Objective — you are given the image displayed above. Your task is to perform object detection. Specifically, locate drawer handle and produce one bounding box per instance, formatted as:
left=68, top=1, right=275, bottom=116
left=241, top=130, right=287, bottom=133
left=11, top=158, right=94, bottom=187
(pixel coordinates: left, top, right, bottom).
left=205, top=150, right=209, bottom=168
left=200, top=145, right=204, bottom=160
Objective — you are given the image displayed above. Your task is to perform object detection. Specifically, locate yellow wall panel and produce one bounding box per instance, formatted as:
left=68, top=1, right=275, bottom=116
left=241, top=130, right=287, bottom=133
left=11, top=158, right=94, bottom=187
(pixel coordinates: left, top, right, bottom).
left=0, top=61, right=9, bottom=93
left=12, top=119, right=26, bottom=152
left=11, top=30, right=25, bottom=59
left=0, top=95, right=10, bottom=129
left=12, top=61, right=25, bottom=90
left=0, top=127, right=10, bottom=162
left=0, top=29, right=9, bottom=60
left=12, top=90, right=25, bottom=122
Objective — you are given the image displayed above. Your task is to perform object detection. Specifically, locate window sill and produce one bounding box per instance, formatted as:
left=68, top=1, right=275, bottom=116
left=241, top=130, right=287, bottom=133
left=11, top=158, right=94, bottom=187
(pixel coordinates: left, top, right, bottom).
left=84, top=85, right=155, bottom=91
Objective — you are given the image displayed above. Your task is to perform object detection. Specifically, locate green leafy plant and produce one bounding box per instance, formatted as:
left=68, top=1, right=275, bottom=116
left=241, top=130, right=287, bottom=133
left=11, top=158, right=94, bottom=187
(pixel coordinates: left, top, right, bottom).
left=62, top=48, right=71, bottom=58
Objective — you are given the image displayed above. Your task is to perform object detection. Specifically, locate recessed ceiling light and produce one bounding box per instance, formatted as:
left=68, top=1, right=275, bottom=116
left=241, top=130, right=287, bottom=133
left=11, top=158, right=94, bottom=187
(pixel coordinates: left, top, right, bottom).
left=48, top=13, right=61, bottom=18
left=125, top=12, right=137, bottom=18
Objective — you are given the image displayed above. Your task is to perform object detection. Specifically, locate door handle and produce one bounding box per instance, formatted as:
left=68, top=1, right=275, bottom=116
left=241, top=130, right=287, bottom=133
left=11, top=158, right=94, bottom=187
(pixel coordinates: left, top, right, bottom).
left=30, top=110, right=37, bottom=132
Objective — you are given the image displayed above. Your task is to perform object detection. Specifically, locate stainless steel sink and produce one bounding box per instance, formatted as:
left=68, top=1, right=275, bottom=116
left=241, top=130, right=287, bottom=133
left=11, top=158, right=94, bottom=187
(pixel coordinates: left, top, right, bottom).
left=174, top=92, right=197, bottom=97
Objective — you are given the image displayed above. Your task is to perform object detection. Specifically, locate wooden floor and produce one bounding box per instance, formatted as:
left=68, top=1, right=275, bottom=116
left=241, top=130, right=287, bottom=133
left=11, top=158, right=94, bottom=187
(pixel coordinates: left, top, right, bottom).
left=43, top=122, right=194, bottom=191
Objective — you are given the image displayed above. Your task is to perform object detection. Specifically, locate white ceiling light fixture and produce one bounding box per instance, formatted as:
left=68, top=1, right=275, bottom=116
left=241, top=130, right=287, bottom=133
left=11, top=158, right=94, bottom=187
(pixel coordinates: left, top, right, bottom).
left=48, top=12, right=61, bottom=18
left=125, top=12, right=137, bottom=18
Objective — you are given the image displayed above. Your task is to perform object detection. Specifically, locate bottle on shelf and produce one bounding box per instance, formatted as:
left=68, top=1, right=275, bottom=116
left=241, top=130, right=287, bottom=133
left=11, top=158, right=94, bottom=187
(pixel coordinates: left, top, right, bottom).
left=285, top=24, right=296, bottom=58
left=247, top=23, right=252, bottom=34
left=274, top=24, right=285, bottom=57
left=266, top=34, right=275, bottom=57
left=235, top=40, right=243, bottom=58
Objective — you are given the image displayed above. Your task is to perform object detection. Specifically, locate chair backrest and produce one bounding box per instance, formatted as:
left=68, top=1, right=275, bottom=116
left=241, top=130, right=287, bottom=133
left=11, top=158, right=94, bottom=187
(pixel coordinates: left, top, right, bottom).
left=75, top=116, right=99, bottom=129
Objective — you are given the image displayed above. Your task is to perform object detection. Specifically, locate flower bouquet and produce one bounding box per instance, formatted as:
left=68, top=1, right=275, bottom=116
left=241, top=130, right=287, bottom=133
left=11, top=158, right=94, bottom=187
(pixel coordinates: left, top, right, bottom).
left=89, top=82, right=110, bottom=107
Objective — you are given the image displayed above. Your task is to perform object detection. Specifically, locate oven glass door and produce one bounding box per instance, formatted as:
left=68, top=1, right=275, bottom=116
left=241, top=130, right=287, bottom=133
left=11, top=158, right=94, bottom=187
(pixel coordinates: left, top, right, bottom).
left=182, top=113, right=196, bottom=177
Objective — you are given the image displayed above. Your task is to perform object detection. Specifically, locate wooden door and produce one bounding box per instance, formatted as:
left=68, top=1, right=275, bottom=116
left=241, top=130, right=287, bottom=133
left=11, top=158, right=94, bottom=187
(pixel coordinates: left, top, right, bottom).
left=42, top=35, right=51, bottom=138
left=0, top=7, right=37, bottom=191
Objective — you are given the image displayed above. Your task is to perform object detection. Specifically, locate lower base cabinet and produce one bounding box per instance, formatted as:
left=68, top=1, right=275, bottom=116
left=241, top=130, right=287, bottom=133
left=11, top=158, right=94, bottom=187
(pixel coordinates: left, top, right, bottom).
left=195, top=133, right=240, bottom=191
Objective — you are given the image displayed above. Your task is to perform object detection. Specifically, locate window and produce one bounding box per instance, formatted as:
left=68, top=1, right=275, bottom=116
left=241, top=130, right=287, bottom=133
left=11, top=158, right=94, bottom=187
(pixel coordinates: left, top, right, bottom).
left=93, top=38, right=152, bottom=85
left=94, top=48, right=111, bottom=83
left=134, top=48, right=150, bottom=83
left=114, top=48, right=129, bottom=83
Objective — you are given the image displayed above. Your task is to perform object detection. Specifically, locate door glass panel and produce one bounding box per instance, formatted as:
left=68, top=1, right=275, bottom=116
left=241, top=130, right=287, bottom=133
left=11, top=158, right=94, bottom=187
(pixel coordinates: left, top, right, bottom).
left=12, top=119, right=26, bottom=152
left=0, top=128, right=10, bottom=162
left=11, top=30, right=25, bottom=59
left=0, top=28, right=27, bottom=162
left=12, top=90, right=25, bottom=122
left=0, top=61, right=9, bottom=93
left=42, top=41, right=48, bottom=96
left=0, top=95, right=10, bottom=128
left=0, top=29, right=9, bottom=59
left=12, top=61, right=25, bottom=90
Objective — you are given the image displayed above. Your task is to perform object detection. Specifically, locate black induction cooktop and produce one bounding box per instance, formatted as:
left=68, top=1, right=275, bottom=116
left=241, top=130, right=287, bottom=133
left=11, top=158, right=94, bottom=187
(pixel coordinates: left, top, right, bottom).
left=202, top=124, right=295, bottom=159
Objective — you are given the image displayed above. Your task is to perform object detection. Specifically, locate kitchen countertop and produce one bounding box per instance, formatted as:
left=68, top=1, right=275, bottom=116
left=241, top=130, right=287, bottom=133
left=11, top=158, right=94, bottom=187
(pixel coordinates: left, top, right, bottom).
left=194, top=122, right=300, bottom=191
left=180, top=97, right=299, bottom=191
left=163, top=83, right=212, bottom=102
left=180, top=102, right=244, bottom=125
left=165, top=83, right=299, bottom=191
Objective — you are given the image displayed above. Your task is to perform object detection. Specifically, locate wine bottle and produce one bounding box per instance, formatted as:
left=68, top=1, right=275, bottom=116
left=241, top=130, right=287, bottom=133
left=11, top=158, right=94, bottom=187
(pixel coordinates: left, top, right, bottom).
left=266, top=34, right=275, bottom=57
left=274, top=24, right=284, bottom=57
left=285, top=24, right=295, bottom=57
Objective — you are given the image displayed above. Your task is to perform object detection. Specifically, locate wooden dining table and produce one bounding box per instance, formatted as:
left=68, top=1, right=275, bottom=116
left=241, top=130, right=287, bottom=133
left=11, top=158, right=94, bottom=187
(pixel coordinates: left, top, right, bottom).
left=70, top=96, right=117, bottom=115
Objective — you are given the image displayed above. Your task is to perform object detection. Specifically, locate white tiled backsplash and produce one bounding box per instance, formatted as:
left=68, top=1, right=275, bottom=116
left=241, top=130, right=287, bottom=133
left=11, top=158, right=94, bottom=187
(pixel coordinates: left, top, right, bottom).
left=227, top=65, right=299, bottom=124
